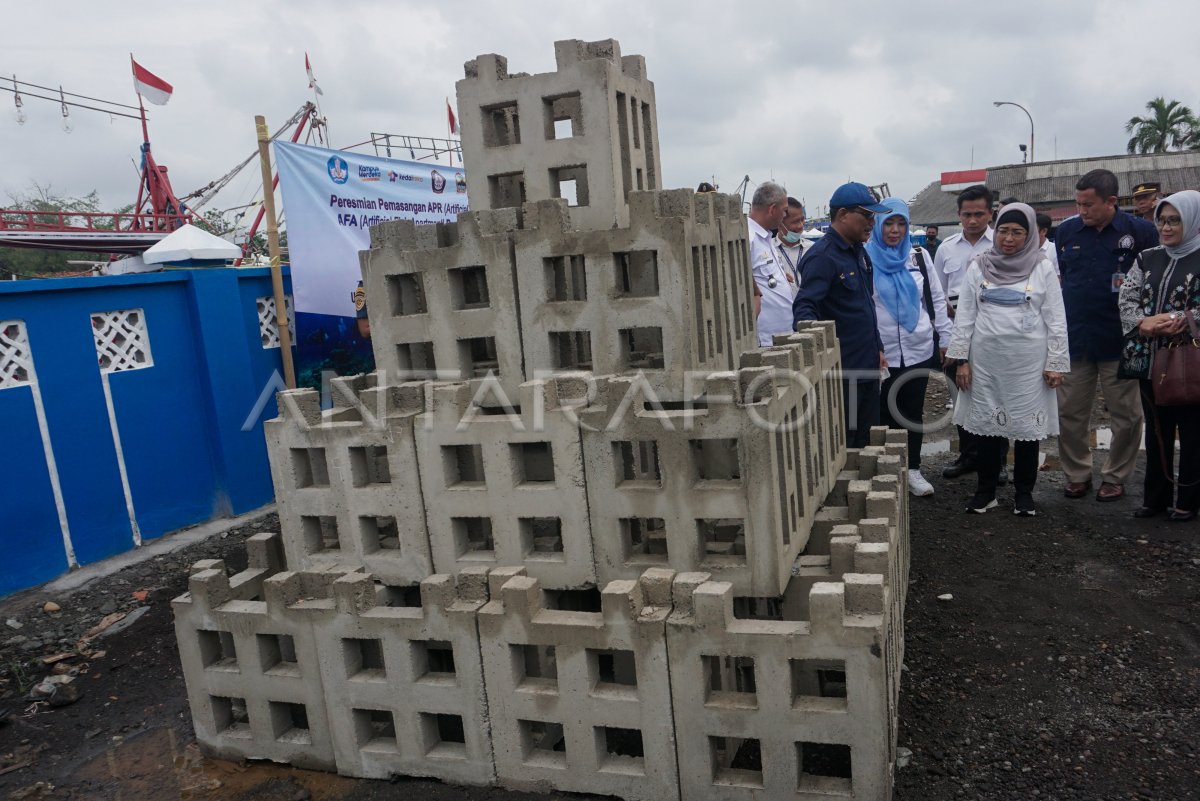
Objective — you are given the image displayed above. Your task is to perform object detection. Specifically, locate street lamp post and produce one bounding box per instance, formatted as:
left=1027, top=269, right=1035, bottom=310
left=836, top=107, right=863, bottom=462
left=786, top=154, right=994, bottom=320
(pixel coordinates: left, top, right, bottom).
left=993, top=101, right=1034, bottom=164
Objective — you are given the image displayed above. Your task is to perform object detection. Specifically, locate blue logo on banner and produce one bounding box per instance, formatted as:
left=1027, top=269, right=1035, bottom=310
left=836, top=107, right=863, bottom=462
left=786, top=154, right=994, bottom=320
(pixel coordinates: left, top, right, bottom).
left=327, top=156, right=349, bottom=184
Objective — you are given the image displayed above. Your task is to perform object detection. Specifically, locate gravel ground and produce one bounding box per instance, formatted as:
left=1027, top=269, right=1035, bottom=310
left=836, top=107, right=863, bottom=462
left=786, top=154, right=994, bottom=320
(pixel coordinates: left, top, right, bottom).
left=1, top=435, right=1197, bottom=800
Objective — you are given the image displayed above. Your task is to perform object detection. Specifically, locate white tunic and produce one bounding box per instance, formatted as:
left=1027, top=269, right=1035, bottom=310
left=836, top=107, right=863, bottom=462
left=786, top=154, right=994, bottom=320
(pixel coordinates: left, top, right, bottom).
left=946, top=259, right=1070, bottom=441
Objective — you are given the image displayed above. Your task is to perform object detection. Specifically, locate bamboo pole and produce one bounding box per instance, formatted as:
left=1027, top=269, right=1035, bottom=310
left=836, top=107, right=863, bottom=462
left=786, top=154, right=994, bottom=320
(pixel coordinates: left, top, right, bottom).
left=256, top=114, right=296, bottom=389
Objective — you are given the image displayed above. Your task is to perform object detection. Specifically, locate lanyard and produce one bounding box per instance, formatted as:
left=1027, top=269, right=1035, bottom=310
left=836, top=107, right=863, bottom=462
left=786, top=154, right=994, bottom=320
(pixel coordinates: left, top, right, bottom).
left=776, top=242, right=798, bottom=274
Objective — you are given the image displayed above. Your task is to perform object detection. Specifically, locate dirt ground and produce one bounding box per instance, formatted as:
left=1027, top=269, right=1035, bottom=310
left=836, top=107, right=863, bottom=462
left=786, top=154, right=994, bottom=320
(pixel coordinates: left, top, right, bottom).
left=1, top=424, right=1197, bottom=800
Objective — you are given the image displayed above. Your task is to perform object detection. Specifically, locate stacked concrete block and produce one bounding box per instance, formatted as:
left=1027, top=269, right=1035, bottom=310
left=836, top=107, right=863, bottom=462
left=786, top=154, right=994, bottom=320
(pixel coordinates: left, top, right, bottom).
left=172, top=533, right=340, bottom=771
left=415, top=379, right=596, bottom=588
left=264, top=375, right=433, bottom=586
left=361, top=209, right=526, bottom=396
left=308, top=569, right=495, bottom=785
left=571, top=328, right=846, bottom=596
left=457, top=38, right=662, bottom=232
left=514, top=191, right=756, bottom=393
left=478, top=567, right=679, bottom=801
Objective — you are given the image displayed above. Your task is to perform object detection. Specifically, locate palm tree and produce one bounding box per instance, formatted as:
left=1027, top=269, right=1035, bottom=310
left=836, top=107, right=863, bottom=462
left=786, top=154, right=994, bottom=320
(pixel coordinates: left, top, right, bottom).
left=1125, top=97, right=1198, bottom=154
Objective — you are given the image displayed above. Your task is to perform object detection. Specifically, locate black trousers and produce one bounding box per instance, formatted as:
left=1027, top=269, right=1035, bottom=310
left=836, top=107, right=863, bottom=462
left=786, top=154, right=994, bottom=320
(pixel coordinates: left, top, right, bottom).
left=975, top=436, right=1039, bottom=498
left=1139, top=380, right=1200, bottom=512
left=881, top=357, right=936, bottom=469
left=843, top=377, right=881, bottom=449
left=945, top=361, right=1009, bottom=466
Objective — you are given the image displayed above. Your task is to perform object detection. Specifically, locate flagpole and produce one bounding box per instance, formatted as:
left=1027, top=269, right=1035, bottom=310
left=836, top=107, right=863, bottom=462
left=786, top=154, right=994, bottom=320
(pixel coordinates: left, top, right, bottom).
left=256, top=114, right=296, bottom=389
left=446, top=98, right=452, bottom=167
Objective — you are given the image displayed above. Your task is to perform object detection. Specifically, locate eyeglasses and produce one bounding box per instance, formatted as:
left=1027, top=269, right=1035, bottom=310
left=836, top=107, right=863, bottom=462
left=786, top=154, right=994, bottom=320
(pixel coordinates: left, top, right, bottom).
left=1157, top=215, right=1183, bottom=229
left=853, top=207, right=876, bottom=220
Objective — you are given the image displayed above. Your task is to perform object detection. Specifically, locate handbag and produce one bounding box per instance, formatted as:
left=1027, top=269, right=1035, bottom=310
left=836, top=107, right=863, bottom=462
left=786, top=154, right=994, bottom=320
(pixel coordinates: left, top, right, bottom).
left=1151, top=312, right=1200, bottom=406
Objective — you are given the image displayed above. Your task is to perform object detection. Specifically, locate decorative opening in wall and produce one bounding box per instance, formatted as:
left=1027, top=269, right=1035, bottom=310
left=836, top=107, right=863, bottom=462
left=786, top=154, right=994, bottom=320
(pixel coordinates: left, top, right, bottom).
left=91, top=308, right=152, bottom=373
left=543, top=92, right=582, bottom=140
left=256, top=295, right=295, bottom=349
left=797, top=741, right=853, bottom=794
left=0, top=320, right=33, bottom=389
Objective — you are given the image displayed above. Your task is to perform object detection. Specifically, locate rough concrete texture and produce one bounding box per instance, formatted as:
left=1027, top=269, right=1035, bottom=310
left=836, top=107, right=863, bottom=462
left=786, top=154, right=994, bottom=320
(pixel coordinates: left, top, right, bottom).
left=264, top=375, right=434, bottom=586
left=361, top=209, right=527, bottom=397
left=477, top=567, right=679, bottom=801
left=457, top=39, right=661, bottom=232
left=572, top=326, right=847, bottom=596
left=415, top=379, right=597, bottom=588
left=513, top=191, right=756, bottom=395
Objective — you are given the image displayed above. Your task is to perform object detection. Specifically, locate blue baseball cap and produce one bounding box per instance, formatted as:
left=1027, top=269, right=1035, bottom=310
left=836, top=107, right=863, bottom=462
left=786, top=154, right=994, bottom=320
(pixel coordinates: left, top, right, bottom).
left=829, top=182, right=891, bottom=213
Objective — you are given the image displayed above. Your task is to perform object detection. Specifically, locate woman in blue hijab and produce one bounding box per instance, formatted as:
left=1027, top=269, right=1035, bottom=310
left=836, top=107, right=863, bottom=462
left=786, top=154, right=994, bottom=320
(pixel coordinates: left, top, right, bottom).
left=866, top=198, right=953, bottom=498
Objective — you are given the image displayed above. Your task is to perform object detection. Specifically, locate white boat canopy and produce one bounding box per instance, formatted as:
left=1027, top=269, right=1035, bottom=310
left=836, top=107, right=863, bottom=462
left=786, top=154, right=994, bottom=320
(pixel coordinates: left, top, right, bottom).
left=142, top=224, right=241, bottom=265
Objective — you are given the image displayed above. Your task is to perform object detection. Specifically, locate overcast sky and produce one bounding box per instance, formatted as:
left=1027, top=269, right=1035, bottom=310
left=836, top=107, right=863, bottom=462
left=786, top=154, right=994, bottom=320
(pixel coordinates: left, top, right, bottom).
left=3, top=1, right=1197, bottom=221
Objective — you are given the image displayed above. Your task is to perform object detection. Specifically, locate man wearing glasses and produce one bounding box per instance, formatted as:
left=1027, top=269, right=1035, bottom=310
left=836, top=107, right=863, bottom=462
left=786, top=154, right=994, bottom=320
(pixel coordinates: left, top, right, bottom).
left=1055, top=169, right=1158, bottom=502
left=793, top=182, right=891, bottom=448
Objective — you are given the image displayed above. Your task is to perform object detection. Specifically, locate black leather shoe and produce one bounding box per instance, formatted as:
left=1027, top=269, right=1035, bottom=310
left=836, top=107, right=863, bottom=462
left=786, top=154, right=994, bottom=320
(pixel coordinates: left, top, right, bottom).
left=1168, top=509, right=1198, bottom=522
left=942, top=459, right=977, bottom=479
left=1132, top=506, right=1167, bottom=519
left=998, top=466, right=1009, bottom=486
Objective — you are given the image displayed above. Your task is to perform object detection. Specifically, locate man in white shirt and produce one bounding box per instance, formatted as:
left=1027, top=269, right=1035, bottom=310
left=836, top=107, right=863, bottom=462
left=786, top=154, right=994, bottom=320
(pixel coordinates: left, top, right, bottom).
left=774, top=197, right=809, bottom=285
left=1036, top=212, right=1059, bottom=275
left=747, top=181, right=795, bottom=346
left=934, top=184, right=998, bottom=479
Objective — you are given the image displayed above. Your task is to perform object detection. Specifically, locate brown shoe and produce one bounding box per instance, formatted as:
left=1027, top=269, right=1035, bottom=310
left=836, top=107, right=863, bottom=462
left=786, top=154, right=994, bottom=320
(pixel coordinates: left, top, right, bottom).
left=1064, top=480, right=1093, bottom=499
left=1096, top=482, right=1125, bottom=502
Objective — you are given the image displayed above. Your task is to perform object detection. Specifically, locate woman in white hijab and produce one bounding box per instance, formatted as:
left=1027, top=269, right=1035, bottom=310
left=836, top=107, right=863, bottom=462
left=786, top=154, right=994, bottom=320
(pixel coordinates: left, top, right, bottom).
left=946, top=202, right=1069, bottom=516
left=1118, top=189, right=1200, bottom=521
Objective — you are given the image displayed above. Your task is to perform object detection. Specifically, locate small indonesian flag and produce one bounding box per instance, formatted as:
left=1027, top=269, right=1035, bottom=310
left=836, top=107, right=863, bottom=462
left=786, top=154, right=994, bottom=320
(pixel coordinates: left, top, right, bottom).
left=447, top=98, right=458, bottom=135
left=306, top=53, right=323, bottom=96
left=131, top=57, right=172, bottom=106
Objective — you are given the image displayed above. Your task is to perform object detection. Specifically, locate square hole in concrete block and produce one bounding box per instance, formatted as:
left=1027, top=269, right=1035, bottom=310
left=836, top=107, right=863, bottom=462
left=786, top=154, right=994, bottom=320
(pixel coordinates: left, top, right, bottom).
left=596, top=726, right=645, bottom=773
left=621, top=517, right=668, bottom=564
left=380, top=584, right=423, bottom=607
left=544, top=92, right=582, bottom=140
left=733, top=596, right=785, bottom=621
left=198, top=629, right=238, bottom=670
left=549, top=330, right=593, bottom=369
left=488, top=171, right=526, bottom=209
left=698, top=519, right=747, bottom=564
left=269, top=701, right=311, bottom=744
left=544, top=255, right=587, bottom=302
left=511, top=441, right=555, bottom=483
left=520, top=517, right=564, bottom=558
left=443, top=444, right=485, bottom=487
left=290, top=447, right=329, bottom=488
left=619, top=326, right=665, bottom=370
left=343, top=637, right=386, bottom=681
left=412, top=639, right=456, bottom=682
left=797, top=741, right=852, bottom=794
left=300, top=515, right=341, bottom=554
left=711, top=736, right=763, bottom=788
left=511, top=644, right=558, bottom=691
left=420, top=712, right=467, bottom=759
left=790, top=659, right=848, bottom=711
left=353, top=708, right=397, bottom=751
left=702, top=655, right=758, bottom=708
left=544, top=587, right=603, bottom=612
left=520, top=719, right=567, bottom=768
left=458, top=336, right=500, bottom=378
left=257, top=633, right=298, bottom=675
left=448, top=265, right=490, bottom=310
left=395, top=342, right=437, bottom=378
left=387, top=273, right=427, bottom=316
left=361, top=516, right=400, bottom=553
left=211, top=695, right=250, bottom=736
left=614, top=251, right=660, bottom=297
left=590, top=648, right=637, bottom=692
left=482, top=101, right=520, bottom=147
left=452, top=517, right=494, bottom=558
left=691, top=438, right=741, bottom=481
left=349, top=444, right=390, bottom=487
left=613, top=440, right=661, bottom=486
left=550, top=165, right=589, bottom=207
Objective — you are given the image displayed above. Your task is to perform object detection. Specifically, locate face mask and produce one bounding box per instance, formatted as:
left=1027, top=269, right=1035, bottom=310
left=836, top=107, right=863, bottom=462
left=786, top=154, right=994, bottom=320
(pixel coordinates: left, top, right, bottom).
left=781, top=229, right=804, bottom=245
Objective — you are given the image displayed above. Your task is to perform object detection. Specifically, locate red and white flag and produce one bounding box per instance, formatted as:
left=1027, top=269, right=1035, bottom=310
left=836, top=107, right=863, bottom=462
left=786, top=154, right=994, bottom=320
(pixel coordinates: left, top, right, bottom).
left=131, top=57, right=172, bottom=106
left=446, top=98, right=458, bottom=135
left=306, top=53, right=323, bottom=96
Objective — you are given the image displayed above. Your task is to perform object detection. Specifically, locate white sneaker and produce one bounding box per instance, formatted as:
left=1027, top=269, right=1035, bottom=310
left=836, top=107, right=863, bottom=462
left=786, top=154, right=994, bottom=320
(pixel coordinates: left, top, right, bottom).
left=908, top=469, right=935, bottom=497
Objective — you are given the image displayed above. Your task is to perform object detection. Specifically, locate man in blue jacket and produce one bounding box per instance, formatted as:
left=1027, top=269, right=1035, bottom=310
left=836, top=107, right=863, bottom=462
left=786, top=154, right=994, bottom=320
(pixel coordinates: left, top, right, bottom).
left=1056, top=169, right=1158, bottom=501
left=793, top=182, right=891, bottom=448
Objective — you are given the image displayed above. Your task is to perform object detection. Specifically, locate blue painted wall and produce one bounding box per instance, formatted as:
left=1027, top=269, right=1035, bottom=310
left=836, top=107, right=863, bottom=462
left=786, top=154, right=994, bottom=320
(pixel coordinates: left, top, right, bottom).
left=0, top=268, right=290, bottom=596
